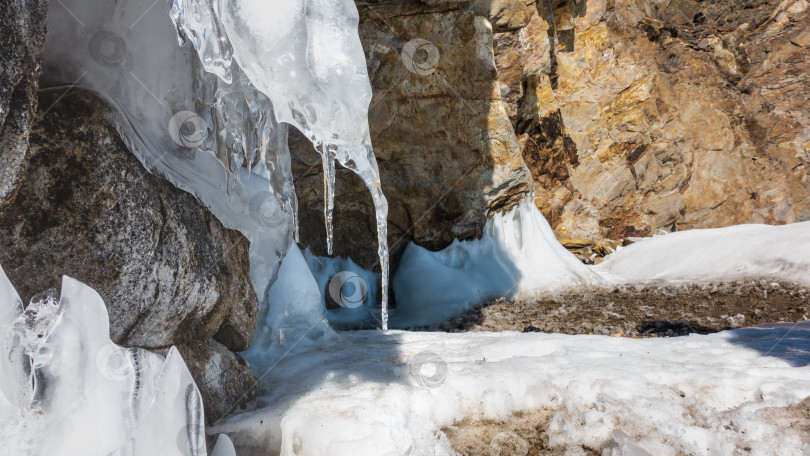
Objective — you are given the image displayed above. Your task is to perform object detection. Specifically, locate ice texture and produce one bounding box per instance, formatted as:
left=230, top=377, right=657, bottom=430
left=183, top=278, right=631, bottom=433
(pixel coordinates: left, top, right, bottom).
left=0, top=266, right=29, bottom=432
left=302, top=249, right=382, bottom=329
left=0, top=265, right=219, bottom=456
left=245, top=245, right=334, bottom=368
left=43, top=0, right=390, bottom=332
left=391, top=196, right=602, bottom=327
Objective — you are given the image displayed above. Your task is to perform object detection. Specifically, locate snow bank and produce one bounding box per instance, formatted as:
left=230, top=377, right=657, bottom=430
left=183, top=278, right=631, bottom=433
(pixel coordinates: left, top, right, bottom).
left=391, top=197, right=602, bottom=327
left=595, top=222, right=810, bottom=286
left=214, top=324, right=810, bottom=456
left=0, top=265, right=234, bottom=456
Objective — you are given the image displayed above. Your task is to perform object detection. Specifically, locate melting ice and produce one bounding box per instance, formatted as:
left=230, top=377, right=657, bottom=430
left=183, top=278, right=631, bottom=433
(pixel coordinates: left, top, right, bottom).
left=43, top=0, right=390, bottom=331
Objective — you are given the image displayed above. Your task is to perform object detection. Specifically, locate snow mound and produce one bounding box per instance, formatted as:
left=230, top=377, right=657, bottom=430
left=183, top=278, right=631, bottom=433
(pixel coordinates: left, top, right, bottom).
left=391, top=197, right=602, bottom=327
left=214, top=323, right=810, bottom=455
left=595, top=222, right=810, bottom=286
left=0, top=265, right=233, bottom=456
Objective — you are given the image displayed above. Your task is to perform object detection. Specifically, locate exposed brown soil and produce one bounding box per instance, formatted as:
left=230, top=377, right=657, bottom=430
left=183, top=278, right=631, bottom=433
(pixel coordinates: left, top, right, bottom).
left=443, top=395, right=810, bottom=456
left=441, top=280, right=809, bottom=337
left=442, top=409, right=594, bottom=456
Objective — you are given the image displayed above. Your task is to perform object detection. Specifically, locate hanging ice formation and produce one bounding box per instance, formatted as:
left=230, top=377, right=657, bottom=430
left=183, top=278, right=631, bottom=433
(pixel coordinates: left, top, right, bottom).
left=0, top=266, right=235, bottom=456
left=43, top=0, right=390, bottom=330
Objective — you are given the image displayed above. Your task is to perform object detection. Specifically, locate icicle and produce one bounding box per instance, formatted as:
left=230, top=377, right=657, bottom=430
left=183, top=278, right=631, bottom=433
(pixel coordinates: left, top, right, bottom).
left=370, top=184, right=390, bottom=331
left=322, top=144, right=337, bottom=256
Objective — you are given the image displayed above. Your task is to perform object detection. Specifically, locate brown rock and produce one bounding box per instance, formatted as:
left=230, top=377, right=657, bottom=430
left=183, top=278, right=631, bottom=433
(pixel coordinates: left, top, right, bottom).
left=291, top=3, right=533, bottom=270
left=496, top=0, right=810, bottom=240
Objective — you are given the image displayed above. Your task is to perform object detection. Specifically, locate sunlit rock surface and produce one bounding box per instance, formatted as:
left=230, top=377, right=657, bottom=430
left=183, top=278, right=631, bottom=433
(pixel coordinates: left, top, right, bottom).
left=497, top=0, right=810, bottom=240
left=0, top=89, right=258, bottom=422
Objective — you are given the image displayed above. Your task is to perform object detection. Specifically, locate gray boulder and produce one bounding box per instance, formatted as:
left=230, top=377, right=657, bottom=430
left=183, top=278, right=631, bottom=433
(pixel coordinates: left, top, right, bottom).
left=0, top=88, right=258, bottom=423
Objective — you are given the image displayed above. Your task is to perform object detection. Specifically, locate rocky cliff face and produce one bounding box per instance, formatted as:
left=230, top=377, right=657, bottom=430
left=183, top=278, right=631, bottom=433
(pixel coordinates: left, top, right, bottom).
left=0, top=89, right=258, bottom=423
left=291, top=0, right=810, bottom=271
left=497, top=0, right=810, bottom=240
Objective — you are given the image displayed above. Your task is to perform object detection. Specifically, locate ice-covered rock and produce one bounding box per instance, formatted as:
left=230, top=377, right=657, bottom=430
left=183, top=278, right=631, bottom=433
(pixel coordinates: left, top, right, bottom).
left=245, top=245, right=334, bottom=368
left=43, top=0, right=391, bottom=330
left=0, top=264, right=224, bottom=455
left=0, top=89, right=259, bottom=421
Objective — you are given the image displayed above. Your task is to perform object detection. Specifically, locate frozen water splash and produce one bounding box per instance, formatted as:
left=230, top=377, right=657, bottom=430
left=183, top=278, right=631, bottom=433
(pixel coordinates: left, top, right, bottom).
left=0, top=265, right=236, bottom=456
left=44, top=0, right=390, bottom=332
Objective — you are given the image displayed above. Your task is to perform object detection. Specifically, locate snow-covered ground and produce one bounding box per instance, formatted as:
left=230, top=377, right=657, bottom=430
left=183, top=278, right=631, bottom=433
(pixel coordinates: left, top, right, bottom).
left=595, top=222, right=810, bottom=287
left=215, top=323, right=810, bottom=456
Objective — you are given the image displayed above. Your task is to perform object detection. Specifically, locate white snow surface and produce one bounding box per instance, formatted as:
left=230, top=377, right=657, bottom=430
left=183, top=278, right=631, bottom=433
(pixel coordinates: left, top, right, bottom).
left=214, top=324, right=810, bottom=456
left=0, top=265, right=235, bottom=456
left=594, top=222, right=810, bottom=287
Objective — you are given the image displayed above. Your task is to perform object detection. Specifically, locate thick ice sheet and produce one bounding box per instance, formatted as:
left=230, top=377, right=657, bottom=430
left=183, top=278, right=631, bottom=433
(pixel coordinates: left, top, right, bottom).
left=595, top=222, right=810, bottom=286
left=302, top=249, right=382, bottom=329
left=214, top=323, right=810, bottom=456
left=391, top=197, right=602, bottom=327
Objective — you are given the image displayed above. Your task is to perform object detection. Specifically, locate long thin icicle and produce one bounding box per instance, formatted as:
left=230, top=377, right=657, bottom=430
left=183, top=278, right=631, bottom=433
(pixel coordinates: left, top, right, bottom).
left=370, top=185, right=390, bottom=330
left=322, top=144, right=337, bottom=256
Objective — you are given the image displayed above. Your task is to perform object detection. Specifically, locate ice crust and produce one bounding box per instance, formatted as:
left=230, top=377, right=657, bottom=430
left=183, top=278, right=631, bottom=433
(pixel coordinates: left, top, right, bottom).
left=43, top=0, right=390, bottom=332
left=244, top=245, right=335, bottom=368
left=0, top=265, right=235, bottom=456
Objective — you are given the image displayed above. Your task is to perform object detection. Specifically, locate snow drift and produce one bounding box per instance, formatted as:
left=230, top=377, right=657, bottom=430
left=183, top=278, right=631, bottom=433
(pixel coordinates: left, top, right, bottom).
left=214, top=324, right=810, bottom=455
left=595, top=222, right=810, bottom=286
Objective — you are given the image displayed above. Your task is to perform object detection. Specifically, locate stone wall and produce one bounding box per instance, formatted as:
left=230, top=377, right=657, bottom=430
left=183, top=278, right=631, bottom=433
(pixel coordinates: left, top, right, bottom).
left=498, top=0, right=810, bottom=240
left=293, top=0, right=810, bottom=270
left=0, top=0, right=48, bottom=208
